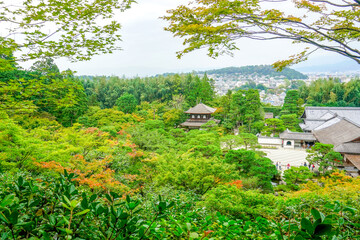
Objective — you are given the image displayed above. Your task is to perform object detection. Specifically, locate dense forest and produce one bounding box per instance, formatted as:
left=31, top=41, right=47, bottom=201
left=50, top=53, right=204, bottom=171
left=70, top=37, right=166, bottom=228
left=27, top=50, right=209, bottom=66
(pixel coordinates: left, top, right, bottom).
left=299, top=78, right=360, bottom=107
left=79, top=74, right=215, bottom=109
left=198, top=65, right=308, bottom=80
left=1, top=56, right=360, bottom=239
left=2, top=0, right=360, bottom=238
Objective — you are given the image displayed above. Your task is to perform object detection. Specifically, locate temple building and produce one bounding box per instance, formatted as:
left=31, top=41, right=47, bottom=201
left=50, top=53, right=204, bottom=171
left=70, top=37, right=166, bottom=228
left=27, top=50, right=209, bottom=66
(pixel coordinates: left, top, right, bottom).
left=300, top=106, right=360, bottom=132
left=279, top=129, right=317, bottom=149
left=312, top=117, right=360, bottom=177
left=297, top=106, right=360, bottom=175
left=258, top=106, right=360, bottom=176
left=180, top=103, right=220, bottom=129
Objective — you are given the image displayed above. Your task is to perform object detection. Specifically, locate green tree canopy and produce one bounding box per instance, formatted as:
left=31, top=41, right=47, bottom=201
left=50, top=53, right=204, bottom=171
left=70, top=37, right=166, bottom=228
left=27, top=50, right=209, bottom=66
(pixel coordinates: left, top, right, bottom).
left=156, top=154, right=237, bottom=195
left=221, top=135, right=243, bottom=151
left=0, top=68, right=88, bottom=125
left=280, top=114, right=300, bottom=132
left=30, top=57, right=60, bottom=75
left=299, top=79, right=360, bottom=107
left=281, top=90, right=303, bottom=116
left=0, top=0, right=134, bottom=66
left=283, top=166, right=313, bottom=185
left=238, top=133, right=258, bottom=150
left=116, top=93, right=137, bottom=114
left=225, top=89, right=263, bottom=132
left=225, top=149, right=277, bottom=191
left=164, top=0, right=360, bottom=69
left=262, top=118, right=285, bottom=137
left=306, top=143, right=343, bottom=174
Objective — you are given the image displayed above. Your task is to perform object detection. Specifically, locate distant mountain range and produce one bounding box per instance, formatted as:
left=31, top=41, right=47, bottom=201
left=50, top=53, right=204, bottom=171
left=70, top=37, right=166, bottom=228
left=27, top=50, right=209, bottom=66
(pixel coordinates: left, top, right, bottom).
left=198, top=65, right=308, bottom=80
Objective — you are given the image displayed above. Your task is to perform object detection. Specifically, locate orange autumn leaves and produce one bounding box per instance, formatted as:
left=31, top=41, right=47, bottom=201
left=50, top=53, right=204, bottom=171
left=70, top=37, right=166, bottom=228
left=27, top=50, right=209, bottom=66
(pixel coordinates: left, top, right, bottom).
left=37, top=155, right=126, bottom=191
left=36, top=127, right=144, bottom=192
left=123, top=139, right=144, bottom=159
left=226, top=180, right=243, bottom=189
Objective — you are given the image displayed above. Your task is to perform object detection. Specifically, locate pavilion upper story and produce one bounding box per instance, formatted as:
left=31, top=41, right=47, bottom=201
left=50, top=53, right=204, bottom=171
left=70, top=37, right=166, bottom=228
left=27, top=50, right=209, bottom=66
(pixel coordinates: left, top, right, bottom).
left=180, top=103, right=219, bottom=129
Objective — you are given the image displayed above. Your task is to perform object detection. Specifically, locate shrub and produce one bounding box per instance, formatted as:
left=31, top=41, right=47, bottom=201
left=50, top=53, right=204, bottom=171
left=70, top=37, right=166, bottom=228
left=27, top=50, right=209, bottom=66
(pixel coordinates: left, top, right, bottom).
left=0, top=172, right=174, bottom=239
left=201, top=185, right=278, bottom=219
left=155, top=155, right=238, bottom=195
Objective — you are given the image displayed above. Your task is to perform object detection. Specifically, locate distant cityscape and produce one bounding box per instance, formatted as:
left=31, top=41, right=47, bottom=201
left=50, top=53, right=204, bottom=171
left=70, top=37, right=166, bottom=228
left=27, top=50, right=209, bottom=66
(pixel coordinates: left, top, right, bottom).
left=200, top=69, right=360, bottom=106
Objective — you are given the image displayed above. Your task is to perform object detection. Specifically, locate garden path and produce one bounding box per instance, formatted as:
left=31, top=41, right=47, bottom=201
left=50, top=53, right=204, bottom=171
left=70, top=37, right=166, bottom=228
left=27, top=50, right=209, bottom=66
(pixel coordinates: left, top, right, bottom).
left=262, top=148, right=312, bottom=171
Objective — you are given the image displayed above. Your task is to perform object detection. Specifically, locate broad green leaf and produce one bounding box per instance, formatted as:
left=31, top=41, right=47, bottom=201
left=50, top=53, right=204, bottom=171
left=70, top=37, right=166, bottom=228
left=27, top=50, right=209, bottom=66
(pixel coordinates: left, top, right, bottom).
left=63, top=196, right=72, bottom=207
left=0, top=212, right=9, bottom=224
left=314, top=224, right=332, bottom=236
left=18, top=176, right=24, bottom=186
left=311, top=209, right=321, bottom=220
left=343, top=207, right=356, bottom=215
left=61, top=203, right=71, bottom=210
left=74, top=209, right=90, bottom=216
left=70, top=200, right=79, bottom=208
left=189, top=232, right=199, bottom=238
left=0, top=195, right=15, bottom=208
left=301, top=218, right=313, bottom=235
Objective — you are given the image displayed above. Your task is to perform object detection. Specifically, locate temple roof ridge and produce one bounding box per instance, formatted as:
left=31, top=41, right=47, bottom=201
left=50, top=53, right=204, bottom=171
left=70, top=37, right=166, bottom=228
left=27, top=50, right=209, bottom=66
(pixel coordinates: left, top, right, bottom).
left=184, top=103, right=217, bottom=114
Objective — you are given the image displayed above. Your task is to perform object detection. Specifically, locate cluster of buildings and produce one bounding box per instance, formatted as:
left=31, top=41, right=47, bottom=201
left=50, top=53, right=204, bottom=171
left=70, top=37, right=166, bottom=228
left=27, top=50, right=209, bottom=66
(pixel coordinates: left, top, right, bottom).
left=260, top=91, right=287, bottom=106
left=259, top=107, right=360, bottom=176
left=306, top=72, right=358, bottom=83
left=208, top=73, right=308, bottom=106
left=180, top=103, right=360, bottom=176
left=211, top=74, right=291, bottom=95
left=211, top=72, right=358, bottom=106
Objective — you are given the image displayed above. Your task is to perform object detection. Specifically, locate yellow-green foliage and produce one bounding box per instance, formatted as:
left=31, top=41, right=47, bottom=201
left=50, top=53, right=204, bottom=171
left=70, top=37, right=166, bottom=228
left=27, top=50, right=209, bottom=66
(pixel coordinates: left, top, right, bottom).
left=287, top=171, right=360, bottom=206
left=155, top=154, right=238, bottom=195
left=201, top=185, right=278, bottom=219
left=0, top=115, right=118, bottom=173
left=79, top=107, right=144, bottom=131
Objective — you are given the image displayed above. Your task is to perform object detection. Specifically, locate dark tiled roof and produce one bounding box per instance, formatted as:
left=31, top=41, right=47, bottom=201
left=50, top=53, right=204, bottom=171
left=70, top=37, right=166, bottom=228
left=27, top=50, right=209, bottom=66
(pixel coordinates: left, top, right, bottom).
left=301, top=106, right=360, bottom=124
left=279, top=129, right=316, bottom=141
left=334, top=143, right=360, bottom=154
left=301, top=119, right=326, bottom=131
left=185, top=103, right=217, bottom=114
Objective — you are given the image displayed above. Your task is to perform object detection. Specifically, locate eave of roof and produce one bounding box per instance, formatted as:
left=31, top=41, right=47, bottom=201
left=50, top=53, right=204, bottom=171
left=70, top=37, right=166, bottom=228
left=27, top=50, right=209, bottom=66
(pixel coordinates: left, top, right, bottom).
left=305, top=106, right=360, bottom=111
left=185, top=103, right=217, bottom=114
left=180, top=121, right=206, bottom=127
left=279, top=129, right=317, bottom=141
left=334, top=143, right=360, bottom=154
left=344, top=154, right=360, bottom=170
left=313, top=119, right=360, bottom=146
left=302, top=107, right=360, bottom=126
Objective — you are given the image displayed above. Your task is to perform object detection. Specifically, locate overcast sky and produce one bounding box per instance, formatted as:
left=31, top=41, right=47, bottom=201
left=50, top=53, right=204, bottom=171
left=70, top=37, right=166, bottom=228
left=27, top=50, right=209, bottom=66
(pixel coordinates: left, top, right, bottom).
left=53, top=0, right=356, bottom=77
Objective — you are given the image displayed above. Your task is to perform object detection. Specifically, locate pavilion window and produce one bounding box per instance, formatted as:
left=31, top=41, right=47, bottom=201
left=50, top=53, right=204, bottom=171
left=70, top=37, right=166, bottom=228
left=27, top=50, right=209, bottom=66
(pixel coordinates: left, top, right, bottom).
left=203, top=115, right=206, bottom=119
